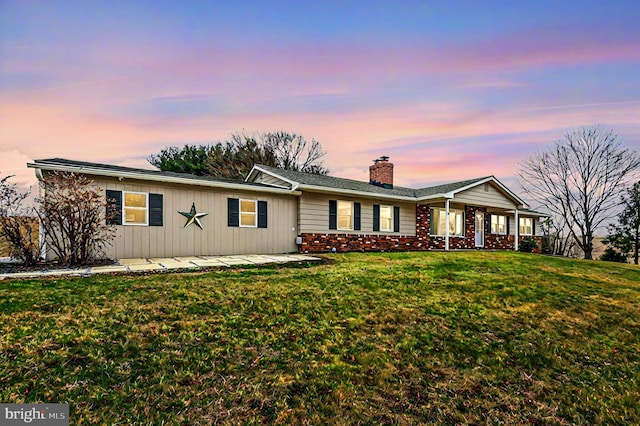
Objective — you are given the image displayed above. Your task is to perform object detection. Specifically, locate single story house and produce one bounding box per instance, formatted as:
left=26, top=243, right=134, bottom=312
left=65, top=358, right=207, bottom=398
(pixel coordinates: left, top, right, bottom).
left=28, top=157, right=545, bottom=260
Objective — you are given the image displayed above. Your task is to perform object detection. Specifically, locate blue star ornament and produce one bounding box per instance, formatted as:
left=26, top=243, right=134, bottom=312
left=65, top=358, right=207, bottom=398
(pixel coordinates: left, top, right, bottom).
left=178, top=202, right=208, bottom=229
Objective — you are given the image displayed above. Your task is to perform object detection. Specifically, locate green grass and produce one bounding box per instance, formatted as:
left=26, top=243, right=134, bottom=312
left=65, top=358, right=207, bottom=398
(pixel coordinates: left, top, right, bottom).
left=1, top=252, right=639, bottom=425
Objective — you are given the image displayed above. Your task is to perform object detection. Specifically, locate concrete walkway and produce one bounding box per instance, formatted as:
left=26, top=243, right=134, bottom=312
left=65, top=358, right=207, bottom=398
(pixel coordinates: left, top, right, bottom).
left=0, top=254, right=321, bottom=280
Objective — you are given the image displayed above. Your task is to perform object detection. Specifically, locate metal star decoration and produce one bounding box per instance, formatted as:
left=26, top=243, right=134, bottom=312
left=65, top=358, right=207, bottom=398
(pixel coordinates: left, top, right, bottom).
left=178, top=202, right=208, bottom=229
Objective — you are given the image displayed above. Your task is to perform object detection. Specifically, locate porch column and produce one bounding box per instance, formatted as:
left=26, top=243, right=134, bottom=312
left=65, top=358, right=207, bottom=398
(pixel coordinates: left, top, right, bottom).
left=445, top=199, right=450, bottom=251
left=514, top=209, right=519, bottom=251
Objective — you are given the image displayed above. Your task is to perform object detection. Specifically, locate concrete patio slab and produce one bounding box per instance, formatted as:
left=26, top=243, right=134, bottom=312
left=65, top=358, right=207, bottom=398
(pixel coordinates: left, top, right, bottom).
left=0, top=254, right=321, bottom=280
left=118, top=258, right=150, bottom=266
left=128, top=263, right=163, bottom=272
left=88, top=265, right=129, bottom=274
left=150, top=258, right=197, bottom=269
left=41, top=268, right=88, bottom=277
left=191, top=259, right=228, bottom=267
left=219, top=257, right=254, bottom=265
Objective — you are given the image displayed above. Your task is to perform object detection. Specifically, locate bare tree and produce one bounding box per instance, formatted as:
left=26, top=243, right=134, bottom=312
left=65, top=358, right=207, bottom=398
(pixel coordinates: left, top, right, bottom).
left=0, top=174, right=41, bottom=265
left=36, top=171, right=116, bottom=266
left=261, top=131, right=329, bottom=174
left=519, top=126, right=640, bottom=260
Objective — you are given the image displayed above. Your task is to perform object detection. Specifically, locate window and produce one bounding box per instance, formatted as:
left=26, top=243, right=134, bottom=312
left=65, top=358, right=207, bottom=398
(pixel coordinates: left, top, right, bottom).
left=240, top=199, right=257, bottom=227
left=337, top=201, right=353, bottom=230
left=228, top=198, right=267, bottom=228
left=329, top=200, right=360, bottom=231
left=106, top=190, right=163, bottom=226
left=380, top=205, right=393, bottom=232
left=124, top=191, right=148, bottom=225
left=430, top=208, right=464, bottom=236
left=520, top=217, right=533, bottom=235
left=491, top=215, right=507, bottom=235
left=373, top=204, right=400, bottom=232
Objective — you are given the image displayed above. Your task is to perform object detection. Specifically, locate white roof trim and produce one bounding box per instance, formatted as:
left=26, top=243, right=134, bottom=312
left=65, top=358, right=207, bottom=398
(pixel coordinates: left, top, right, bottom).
left=246, top=165, right=300, bottom=190
left=507, top=210, right=549, bottom=217
left=444, top=176, right=528, bottom=208
left=28, top=162, right=301, bottom=196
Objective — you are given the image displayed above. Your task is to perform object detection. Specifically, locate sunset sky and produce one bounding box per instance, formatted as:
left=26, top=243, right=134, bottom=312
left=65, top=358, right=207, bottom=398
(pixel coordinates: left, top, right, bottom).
left=1, top=1, right=639, bottom=197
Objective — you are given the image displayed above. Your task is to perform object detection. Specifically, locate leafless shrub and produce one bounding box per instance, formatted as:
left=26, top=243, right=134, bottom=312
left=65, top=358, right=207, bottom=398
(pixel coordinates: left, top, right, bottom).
left=36, top=171, right=116, bottom=266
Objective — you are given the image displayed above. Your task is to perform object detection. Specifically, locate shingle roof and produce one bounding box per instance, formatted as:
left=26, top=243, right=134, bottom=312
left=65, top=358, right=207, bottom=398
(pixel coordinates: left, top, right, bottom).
left=31, top=158, right=522, bottom=204
left=32, top=158, right=274, bottom=189
left=254, top=164, right=492, bottom=199
left=414, top=176, right=492, bottom=197
left=253, top=164, right=417, bottom=197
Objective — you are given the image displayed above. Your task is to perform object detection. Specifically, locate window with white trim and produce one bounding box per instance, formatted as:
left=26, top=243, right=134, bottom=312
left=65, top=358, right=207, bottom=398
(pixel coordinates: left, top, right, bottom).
left=380, top=205, right=393, bottom=232
left=491, top=215, right=507, bottom=235
left=240, top=199, right=257, bottom=227
left=519, top=217, right=533, bottom=235
left=431, top=208, right=464, bottom=236
left=123, top=191, right=148, bottom=225
left=337, top=200, right=353, bottom=230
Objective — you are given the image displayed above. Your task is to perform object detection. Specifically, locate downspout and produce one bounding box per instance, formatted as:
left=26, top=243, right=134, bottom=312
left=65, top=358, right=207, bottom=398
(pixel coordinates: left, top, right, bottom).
left=445, top=199, right=450, bottom=251
left=514, top=209, right=519, bottom=251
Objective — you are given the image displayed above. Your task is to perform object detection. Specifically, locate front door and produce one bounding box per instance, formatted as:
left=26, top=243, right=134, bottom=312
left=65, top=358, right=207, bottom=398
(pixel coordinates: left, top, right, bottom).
left=475, top=212, right=485, bottom=247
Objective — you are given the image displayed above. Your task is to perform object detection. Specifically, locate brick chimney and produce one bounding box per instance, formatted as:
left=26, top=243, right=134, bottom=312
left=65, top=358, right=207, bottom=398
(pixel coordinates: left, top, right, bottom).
left=369, top=156, right=394, bottom=189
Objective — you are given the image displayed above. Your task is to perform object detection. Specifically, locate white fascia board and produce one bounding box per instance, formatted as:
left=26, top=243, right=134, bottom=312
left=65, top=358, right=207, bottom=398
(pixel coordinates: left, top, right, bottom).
left=506, top=210, right=549, bottom=217
left=245, top=165, right=300, bottom=190
left=28, top=162, right=301, bottom=196
left=297, top=184, right=417, bottom=202
left=415, top=193, right=451, bottom=202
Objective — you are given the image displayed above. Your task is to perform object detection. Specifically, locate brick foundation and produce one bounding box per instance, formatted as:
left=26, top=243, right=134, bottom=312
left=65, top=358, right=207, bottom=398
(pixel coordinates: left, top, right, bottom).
left=299, top=233, right=426, bottom=253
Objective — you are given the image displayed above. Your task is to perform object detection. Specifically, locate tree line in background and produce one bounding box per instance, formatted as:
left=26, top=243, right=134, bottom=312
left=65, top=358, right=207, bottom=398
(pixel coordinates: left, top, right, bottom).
left=148, top=131, right=329, bottom=180
left=518, top=125, right=640, bottom=263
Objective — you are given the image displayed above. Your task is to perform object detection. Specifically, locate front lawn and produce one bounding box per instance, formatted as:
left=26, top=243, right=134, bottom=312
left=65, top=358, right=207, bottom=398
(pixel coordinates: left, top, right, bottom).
left=1, top=252, right=638, bottom=424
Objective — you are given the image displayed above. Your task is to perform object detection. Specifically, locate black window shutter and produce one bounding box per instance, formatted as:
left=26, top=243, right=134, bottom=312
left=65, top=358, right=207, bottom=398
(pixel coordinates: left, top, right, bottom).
left=228, top=198, right=239, bottom=227
left=487, top=214, right=492, bottom=233
left=532, top=218, right=535, bottom=235
left=258, top=201, right=267, bottom=228
left=394, top=206, right=400, bottom=232
left=354, top=202, right=361, bottom=231
left=429, top=208, right=435, bottom=235
left=373, top=204, right=380, bottom=232
left=149, top=193, right=163, bottom=226
left=329, top=200, right=337, bottom=230
left=106, top=190, right=122, bottom=225
left=507, top=216, right=511, bottom=234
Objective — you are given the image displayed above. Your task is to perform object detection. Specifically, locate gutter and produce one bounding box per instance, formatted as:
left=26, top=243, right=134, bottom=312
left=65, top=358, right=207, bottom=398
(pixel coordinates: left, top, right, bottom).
left=297, top=184, right=419, bottom=202
left=28, top=162, right=302, bottom=196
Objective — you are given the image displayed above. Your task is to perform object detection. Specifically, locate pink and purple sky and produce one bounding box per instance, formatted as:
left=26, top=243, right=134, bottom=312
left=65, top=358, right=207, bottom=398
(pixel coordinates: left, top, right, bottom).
left=1, top=1, right=639, bottom=197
